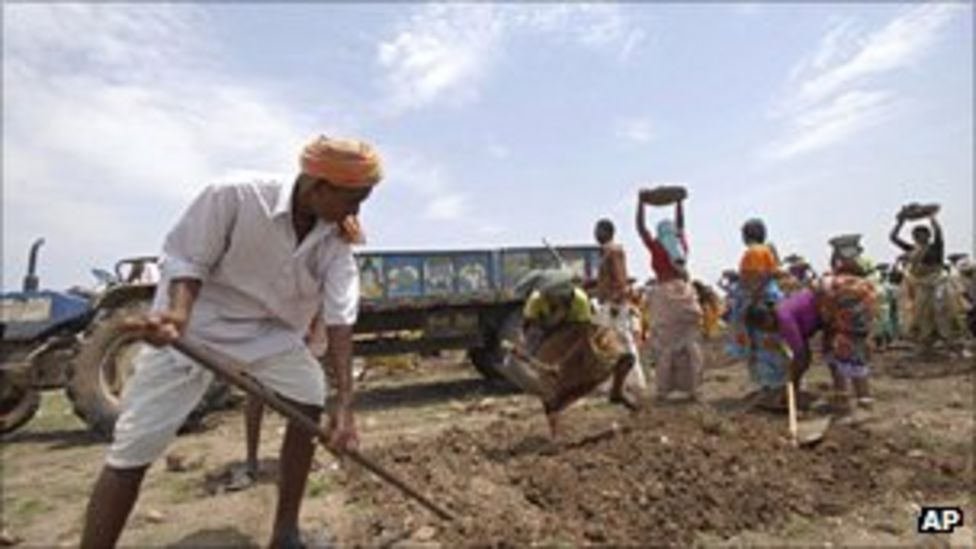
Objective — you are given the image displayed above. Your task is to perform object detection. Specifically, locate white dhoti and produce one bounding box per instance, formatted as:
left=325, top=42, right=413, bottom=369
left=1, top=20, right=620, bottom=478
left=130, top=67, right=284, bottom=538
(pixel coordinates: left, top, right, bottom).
left=107, top=344, right=325, bottom=469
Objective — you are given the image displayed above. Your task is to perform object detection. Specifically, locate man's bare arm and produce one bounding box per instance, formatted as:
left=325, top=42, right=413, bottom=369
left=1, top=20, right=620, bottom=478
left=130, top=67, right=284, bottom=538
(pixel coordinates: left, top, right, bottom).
left=125, top=278, right=200, bottom=346
left=325, top=325, right=354, bottom=407
left=325, top=325, right=358, bottom=452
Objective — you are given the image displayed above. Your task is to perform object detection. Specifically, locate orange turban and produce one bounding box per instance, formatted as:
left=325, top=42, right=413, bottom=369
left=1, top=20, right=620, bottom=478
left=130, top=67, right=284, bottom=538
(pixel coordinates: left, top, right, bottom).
left=300, top=135, right=383, bottom=188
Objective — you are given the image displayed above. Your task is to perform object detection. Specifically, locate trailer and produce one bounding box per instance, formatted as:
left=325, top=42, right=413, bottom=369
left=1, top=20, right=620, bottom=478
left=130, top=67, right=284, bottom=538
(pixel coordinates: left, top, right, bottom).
left=353, top=244, right=602, bottom=378
left=1, top=242, right=601, bottom=436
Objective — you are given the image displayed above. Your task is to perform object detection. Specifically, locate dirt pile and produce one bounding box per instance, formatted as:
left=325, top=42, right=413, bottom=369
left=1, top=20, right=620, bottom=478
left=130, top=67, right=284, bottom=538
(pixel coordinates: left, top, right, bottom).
left=342, top=406, right=971, bottom=546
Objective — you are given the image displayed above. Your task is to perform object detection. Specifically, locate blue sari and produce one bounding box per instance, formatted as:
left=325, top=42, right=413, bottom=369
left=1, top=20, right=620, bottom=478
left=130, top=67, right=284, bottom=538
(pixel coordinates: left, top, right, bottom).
left=725, top=279, right=789, bottom=388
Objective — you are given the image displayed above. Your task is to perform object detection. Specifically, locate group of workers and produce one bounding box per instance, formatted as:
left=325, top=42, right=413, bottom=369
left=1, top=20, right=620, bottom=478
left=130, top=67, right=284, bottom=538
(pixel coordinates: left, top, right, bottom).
left=75, top=132, right=972, bottom=548
left=721, top=208, right=972, bottom=413
left=503, top=187, right=974, bottom=434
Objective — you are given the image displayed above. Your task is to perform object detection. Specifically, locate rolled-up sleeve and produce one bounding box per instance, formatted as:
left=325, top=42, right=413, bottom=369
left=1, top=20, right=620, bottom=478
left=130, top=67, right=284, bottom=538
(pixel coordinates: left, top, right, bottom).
left=161, top=184, right=239, bottom=280
left=321, top=244, right=360, bottom=326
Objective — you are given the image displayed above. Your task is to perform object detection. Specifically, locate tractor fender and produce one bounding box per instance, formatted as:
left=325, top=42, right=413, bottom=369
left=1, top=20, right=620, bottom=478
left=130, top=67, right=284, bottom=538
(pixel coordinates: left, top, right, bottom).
left=94, top=284, right=156, bottom=312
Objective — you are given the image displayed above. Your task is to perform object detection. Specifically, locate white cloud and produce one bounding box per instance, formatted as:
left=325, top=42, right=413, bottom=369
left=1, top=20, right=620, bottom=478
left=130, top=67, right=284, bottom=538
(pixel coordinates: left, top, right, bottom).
left=426, top=194, right=467, bottom=221
left=764, top=4, right=961, bottom=161
left=376, top=4, right=648, bottom=114
left=617, top=117, right=655, bottom=144
left=561, top=5, right=647, bottom=62
left=511, top=3, right=646, bottom=58
left=795, top=5, right=961, bottom=107
left=377, top=4, right=505, bottom=114
left=379, top=147, right=468, bottom=221
left=2, top=4, right=340, bottom=289
left=3, top=5, right=318, bottom=199
left=764, top=90, right=898, bottom=160
left=357, top=145, right=515, bottom=250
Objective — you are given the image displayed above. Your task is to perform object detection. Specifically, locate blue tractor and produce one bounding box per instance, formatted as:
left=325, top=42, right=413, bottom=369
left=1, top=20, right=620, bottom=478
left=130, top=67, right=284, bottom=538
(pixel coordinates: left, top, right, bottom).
left=1, top=238, right=225, bottom=437
left=1, top=239, right=95, bottom=433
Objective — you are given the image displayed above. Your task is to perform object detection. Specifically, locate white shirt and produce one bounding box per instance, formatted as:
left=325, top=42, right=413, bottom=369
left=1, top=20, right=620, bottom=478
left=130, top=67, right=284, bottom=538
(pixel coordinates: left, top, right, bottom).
left=153, top=180, right=359, bottom=362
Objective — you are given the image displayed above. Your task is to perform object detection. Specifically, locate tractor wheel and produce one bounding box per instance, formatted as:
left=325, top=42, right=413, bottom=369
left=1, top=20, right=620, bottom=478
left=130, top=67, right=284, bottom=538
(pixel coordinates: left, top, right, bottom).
left=65, top=299, right=148, bottom=439
left=0, top=370, right=40, bottom=435
left=66, top=299, right=233, bottom=439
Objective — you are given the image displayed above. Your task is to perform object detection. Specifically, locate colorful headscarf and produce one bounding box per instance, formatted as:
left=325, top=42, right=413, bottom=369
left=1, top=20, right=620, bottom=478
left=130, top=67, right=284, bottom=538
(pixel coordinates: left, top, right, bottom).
left=515, top=268, right=574, bottom=299
left=656, top=220, right=685, bottom=266
left=338, top=215, right=366, bottom=245
left=300, top=135, right=383, bottom=188
left=539, top=269, right=576, bottom=301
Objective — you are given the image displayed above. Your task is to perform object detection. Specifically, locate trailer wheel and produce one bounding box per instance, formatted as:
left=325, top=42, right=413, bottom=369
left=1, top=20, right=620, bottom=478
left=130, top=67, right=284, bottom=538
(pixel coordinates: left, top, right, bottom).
left=468, top=311, right=522, bottom=381
left=468, top=345, right=503, bottom=380
left=0, top=371, right=40, bottom=435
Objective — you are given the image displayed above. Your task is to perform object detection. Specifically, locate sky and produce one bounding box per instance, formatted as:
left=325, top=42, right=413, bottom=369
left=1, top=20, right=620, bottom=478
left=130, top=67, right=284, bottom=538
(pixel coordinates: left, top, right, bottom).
left=2, top=2, right=973, bottom=292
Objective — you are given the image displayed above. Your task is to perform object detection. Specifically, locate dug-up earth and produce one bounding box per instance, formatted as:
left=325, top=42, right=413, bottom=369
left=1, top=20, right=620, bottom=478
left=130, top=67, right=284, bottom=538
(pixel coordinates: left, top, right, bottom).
left=2, top=341, right=973, bottom=547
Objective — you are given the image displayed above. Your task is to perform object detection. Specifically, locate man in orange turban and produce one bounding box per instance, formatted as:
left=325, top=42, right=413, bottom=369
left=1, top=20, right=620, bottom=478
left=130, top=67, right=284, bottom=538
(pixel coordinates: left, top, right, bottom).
left=230, top=139, right=378, bottom=492
left=81, top=135, right=383, bottom=549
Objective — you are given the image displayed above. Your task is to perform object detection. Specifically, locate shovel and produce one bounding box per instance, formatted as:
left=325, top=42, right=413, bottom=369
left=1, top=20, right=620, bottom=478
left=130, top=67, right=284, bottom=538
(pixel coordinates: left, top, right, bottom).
left=497, top=338, right=587, bottom=397
left=784, top=356, right=831, bottom=447
left=786, top=379, right=831, bottom=446
left=170, top=337, right=455, bottom=522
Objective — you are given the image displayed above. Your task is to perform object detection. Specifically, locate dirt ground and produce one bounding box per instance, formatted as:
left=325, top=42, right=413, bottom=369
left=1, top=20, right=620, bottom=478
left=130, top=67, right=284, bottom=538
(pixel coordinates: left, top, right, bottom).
left=1, top=340, right=973, bottom=547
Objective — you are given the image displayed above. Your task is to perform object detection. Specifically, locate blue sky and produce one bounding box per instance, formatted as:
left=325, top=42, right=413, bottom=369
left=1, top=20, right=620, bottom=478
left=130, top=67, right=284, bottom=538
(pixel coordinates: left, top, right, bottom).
left=3, top=2, right=972, bottom=292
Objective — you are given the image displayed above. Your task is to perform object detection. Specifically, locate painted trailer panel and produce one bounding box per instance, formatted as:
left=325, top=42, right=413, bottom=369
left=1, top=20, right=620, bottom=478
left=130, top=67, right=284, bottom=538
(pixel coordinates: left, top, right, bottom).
left=355, top=245, right=600, bottom=306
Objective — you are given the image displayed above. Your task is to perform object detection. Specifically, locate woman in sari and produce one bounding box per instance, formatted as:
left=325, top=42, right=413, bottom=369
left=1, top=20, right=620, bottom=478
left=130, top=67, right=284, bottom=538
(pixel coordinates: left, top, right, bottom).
left=817, top=255, right=877, bottom=412
left=636, top=191, right=704, bottom=401
left=725, top=219, right=790, bottom=398
left=890, top=212, right=960, bottom=354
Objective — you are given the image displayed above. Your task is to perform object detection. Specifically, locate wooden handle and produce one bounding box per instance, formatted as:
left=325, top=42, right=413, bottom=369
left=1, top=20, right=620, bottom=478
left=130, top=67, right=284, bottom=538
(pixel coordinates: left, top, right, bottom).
left=786, top=381, right=798, bottom=447
left=170, top=338, right=455, bottom=522
left=783, top=345, right=799, bottom=448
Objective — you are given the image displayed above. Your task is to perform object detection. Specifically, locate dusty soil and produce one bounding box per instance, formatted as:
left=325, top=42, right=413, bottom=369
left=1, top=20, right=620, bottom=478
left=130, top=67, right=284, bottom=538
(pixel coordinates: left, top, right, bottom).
left=1, top=343, right=973, bottom=547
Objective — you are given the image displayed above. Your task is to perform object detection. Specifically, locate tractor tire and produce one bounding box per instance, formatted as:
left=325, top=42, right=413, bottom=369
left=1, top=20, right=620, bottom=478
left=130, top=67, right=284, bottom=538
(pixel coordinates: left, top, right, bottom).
left=468, top=311, right=522, bottom=381
left=0, top=371, right=40, bottom=435
left=66, top=299, right=233, bottom=439
left=65, top=299, right=149, bottom=439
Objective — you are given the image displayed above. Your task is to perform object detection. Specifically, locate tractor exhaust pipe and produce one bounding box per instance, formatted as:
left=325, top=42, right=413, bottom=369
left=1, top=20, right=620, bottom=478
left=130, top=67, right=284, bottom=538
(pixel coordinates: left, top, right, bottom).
left=24, top=238, right=45, bottom=292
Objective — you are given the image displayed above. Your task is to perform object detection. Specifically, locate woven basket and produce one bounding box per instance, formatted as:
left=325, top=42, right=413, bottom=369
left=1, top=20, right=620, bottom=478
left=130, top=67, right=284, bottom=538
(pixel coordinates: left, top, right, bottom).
left=641, top=185, right=687, bottom=206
